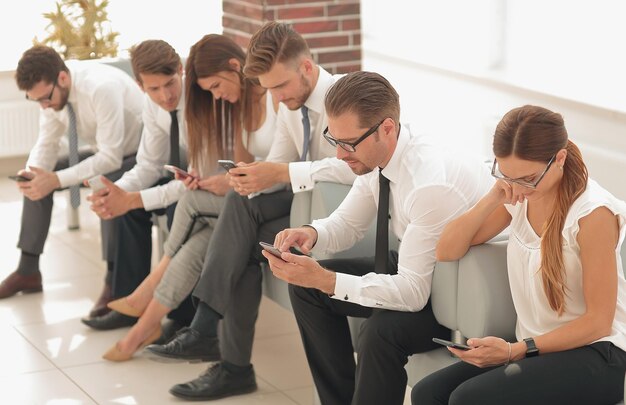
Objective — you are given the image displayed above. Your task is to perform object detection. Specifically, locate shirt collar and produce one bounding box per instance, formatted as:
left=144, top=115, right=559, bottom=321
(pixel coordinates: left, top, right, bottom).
left=303, top=66, right=332, bottom=115
left=380, top=124, right=411, bottom=184
left=67, top=65, right=78, bottom=105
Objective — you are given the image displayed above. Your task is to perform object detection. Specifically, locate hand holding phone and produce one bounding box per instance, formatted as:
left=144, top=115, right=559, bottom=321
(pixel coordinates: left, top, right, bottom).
left=164, top=165, right=193, bottom=180
left=218, top=159, right=237, bottom=172
left=432, top=337, right=471, bottom=351
left=259, top=241, right=284, bottom=260
left=8, top=174, right=32, bottom=182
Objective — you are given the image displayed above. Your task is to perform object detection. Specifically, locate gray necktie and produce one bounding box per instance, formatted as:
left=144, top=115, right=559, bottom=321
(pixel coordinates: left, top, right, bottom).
left=300, top=106, right=310, bottom=161
left=66, top=103, right=80, bottom=208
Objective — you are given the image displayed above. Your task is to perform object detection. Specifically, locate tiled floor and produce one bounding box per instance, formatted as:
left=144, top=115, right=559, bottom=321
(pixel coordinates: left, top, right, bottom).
left=0, top=177, right=412, bottom=404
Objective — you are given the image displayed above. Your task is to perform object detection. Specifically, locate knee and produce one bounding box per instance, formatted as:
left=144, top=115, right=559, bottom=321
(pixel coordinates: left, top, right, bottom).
left=411, top=379, right=440, bottom=405
left=288, top=283, right=315, bottom=311
left=357, top=313, right=397, bottom=352
left=448, top=380, right=487, bottom=405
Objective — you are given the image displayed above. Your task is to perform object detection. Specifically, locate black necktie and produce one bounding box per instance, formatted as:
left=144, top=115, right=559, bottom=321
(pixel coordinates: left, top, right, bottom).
left=169, top=110, right=180, bottom=176
left=375, top=170, right=390, bottom=274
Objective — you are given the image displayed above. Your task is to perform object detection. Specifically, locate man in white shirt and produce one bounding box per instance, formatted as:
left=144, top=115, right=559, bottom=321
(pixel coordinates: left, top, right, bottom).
left=82, top=40, right=194, bottom=331
left=147, top=22, right=355, bottom=401
left=1, top=46, right=142, bottom=304
left=263, top=72, right=495, bottom=405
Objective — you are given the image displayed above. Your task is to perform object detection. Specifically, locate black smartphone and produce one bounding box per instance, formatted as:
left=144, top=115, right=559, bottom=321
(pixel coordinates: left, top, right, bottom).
left=8, top=175, right=31, bottom=182
left=259, top=241, right=284, bottom=259
left=218, top=159, right=237, bottom=171
left=432, top=337, right=471, bottom=351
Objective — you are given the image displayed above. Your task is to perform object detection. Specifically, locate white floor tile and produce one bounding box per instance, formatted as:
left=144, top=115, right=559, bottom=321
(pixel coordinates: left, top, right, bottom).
left=0, top=369, right=97, bottom=405
left=283, top=386, right=315, bottom=405
left=0, top=274, right=105, bottom=327
left=255, top=297, right=300, bottom=340
left=63, top=360, right=283, bottom=404
left=16, top=317, right=131, bottom=368
left=252, top=333, right=313, bottom=391
left=0, top=325, right=55, bottom=377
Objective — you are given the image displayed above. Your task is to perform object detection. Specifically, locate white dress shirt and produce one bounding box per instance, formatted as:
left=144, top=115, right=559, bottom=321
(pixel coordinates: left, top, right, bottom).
left=264, top=67, right=356, bottom=192
left=311, top=127, right=494, bottom=312
left=505, top=179, right=626, bottom=351
left=26, top=61, right=143, bottom=188
left=115, top=91, right=187, bottom=211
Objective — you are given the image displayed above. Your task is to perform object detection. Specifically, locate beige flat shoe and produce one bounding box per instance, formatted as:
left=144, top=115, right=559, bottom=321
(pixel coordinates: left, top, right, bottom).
left=102, top=327, right=162, bottom=362
left=107, top=297, right=143, bottom=317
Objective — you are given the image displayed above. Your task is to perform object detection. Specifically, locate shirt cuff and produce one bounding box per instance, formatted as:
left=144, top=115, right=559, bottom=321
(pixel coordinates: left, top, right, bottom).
left=56, top=168, right=79, bottom=188
left=289, top=161, right=314, bottom=193
left=309, top=221, right=329, bottom=254
left=139, top=188, right=162, bottom=211
left=331, top=272, right=361, bottom=303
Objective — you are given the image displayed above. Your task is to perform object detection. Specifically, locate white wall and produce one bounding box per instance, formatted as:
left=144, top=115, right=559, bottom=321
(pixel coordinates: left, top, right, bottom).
left=361, top=0, right=626, bottom=200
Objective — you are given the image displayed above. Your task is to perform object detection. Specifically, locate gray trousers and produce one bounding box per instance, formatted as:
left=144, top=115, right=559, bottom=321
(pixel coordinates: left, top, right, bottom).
left=153, top=190, right=224, bottom=309
left=193, top=189, right=294, bottom=366
left=17, top=152, right=136, bottom=261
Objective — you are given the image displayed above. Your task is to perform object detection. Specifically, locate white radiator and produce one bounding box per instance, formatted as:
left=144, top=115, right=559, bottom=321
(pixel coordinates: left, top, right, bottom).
left=0, top=100, right=39, bottom=158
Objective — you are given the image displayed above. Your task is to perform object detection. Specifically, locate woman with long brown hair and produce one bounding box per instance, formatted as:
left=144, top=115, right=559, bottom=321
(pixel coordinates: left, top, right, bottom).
left=412, top=105, right=626, bottom=404
left=102, top=34, right=277, bottom=361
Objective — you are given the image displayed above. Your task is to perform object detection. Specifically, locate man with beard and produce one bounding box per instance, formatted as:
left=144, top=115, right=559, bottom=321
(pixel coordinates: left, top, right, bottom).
left=264, top=72, right=494, bottom=405
left=146, top=22, right=355, bottom=401
left=3, top=46, right=142, bottom=312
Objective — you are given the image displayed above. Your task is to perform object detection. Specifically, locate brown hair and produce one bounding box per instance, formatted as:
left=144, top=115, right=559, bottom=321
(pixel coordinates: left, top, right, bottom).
left=15, top=45, right=68, bottom=90
left=494, top=105, right=588, bottom=315
left=325, top=71, right=400, bottom=130
left=130, top=40, right=181, bottom=83
left=185, top=34, right=263, bottom=171
left=243, top=21, right=311, bottom=78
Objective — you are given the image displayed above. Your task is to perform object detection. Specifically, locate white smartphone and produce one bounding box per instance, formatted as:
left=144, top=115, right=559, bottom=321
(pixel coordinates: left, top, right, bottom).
left=87, top=175, right=106, bottom=192
left=163, top=164, right=193, bottom=180
left=218, top=159, right=237, bottom=172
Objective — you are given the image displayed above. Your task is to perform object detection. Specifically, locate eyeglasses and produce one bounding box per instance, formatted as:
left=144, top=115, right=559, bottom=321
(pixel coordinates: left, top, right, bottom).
left=26, top=80, right=57, bottom=105
left=323, top=118, right=386, bottom=152
left=491, top=155, right=555, bottom=189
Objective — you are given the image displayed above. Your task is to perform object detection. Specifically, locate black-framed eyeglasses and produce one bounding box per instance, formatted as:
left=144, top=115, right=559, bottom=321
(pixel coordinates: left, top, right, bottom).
left=323, top=118, right=386, bottom=152
left=26, top=80, right=57, bottom=104
left=491, top=155, right=556, bottom=189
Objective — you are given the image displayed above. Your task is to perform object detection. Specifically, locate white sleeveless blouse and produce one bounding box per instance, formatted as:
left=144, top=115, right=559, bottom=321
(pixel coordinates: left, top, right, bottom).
left=242, top=90, right=276, bottom=160
left=505, top=179, right=626, bottom=351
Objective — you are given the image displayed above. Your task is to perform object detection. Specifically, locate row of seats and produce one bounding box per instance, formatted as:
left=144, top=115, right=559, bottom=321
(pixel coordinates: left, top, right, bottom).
left=262, top=182, right=626, bottom=404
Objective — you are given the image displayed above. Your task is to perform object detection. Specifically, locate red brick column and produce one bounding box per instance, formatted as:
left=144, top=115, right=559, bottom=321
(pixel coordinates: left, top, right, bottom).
left=222, top=0, right=361, bottom=74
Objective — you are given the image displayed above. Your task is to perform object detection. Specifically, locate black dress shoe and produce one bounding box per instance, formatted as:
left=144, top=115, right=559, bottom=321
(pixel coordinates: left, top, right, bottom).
left=169, top=362, right=257, bottom=401
left=81, top=310, right=137, bottom=330
left=144, top=327, right=221, bottom=362
left=152, top=319, right=184, bottom=346
left=88, top=283, right=112, bottom=318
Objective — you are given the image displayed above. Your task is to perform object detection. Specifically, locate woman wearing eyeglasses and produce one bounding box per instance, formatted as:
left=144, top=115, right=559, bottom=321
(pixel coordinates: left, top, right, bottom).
left=412, top=105, right=626, bottom=405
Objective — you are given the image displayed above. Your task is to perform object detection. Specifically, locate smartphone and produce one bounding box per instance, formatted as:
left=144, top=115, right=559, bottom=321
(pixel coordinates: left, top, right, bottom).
left=87, top=175, right=106, bottom=192
left=259, top=241, right=285, bottom=259
left=432, top=338, right=471, bottom=351
left=164, top=164, right=192, bottom=180
left=218, top=159, right=237, bottom=172
left=8, top=175, right=31, bottom=182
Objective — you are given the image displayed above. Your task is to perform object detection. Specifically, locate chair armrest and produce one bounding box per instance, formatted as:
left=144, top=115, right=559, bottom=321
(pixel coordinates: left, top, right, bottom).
left=431, top=260, right=460, bottom=331
left=457, top=241, right=516, bottom=341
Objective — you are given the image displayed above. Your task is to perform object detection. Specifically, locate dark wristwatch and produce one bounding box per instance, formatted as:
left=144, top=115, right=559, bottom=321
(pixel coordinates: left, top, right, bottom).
left=523, top=337, right=539, bottom=357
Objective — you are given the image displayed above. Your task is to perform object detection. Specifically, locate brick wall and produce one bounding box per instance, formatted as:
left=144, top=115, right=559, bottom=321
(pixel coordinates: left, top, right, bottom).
left=222, top=0, right=361, bottom=74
